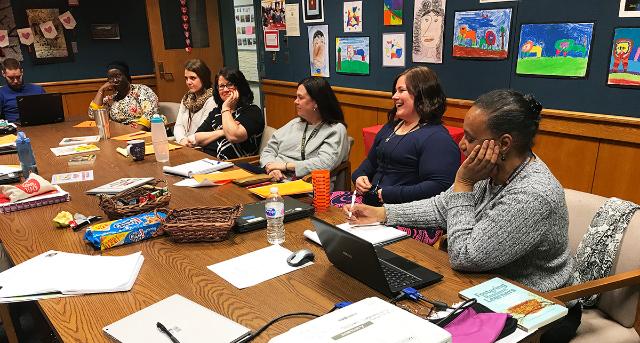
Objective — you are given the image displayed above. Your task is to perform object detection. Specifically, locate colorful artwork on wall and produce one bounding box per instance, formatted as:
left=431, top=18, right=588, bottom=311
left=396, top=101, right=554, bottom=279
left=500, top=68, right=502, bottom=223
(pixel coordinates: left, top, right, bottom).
left=261, top=0, right=286, bottom=31
left=303, top=0, right=324, bottom=23
left=608, top=27, right=640, bottom=88
left=308, top=25, right=329, bottom=77
left=619, top=0, right=640, bottom=17
left=384, top=0, right=403, bottom=26
left=516, top=23, right=594, bottom=78
left=344, top=1, right=362, bottom=33
left=412, top=0, right=446, bottom=64
left=453, top=9, right=512, bottom=60
left=383, top=32, right=405, bottom=67
left=336, top=36, right=370, bottom=75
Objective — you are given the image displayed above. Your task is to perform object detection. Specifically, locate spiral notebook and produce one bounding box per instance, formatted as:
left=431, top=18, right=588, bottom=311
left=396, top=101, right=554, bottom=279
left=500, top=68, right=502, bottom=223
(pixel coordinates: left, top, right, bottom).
left=0, top=186, right=70, bottom=213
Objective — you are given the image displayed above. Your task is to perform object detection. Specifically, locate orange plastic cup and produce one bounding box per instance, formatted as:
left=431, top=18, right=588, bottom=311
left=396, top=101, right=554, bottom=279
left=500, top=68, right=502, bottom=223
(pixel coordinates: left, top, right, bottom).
left=311, top=169, right=330, bottom=211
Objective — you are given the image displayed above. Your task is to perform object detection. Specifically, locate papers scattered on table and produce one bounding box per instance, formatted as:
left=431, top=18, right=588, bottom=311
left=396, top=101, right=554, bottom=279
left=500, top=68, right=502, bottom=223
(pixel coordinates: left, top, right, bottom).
left=103, top=294, right=250, bottom=343
left=51, top=170, right=94, bottom=184
left=73, top=120, right=96, bottom=128
left=51, top=144, right=100, bottom=156
left=0, top=134, right=16, bottom=146
left=86, top=177, right=154, bottom=195
left=270, top=297, right=452, bottom=343
left=0, top=165, right=20, bottom=175
left=162, top=158, right=233, bottom=177
left=0, top=251, right=144, bottom=302
left=115, top=143, right=181, bottom=157
left=248, top=179, right=313, bottom=198
left=304, top=222, right=407, bottom=246
left=111, top=131, right=152, bottom=141
left=192, top=169, right=253, bottom=183
left=208, top=244, right=312, bottom=289
left=59, top=135, right=100, bottom=146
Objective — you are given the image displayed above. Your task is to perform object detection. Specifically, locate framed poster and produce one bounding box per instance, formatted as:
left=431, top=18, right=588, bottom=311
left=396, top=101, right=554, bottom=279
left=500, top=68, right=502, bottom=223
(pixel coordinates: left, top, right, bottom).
left=344, top=1, right=362, bottom=33
left=383, top=32, right=405, bottom=67
left=261, top=0, right=286, bottom=30
left=25, top=8, right=74, bottom=64
left=264, top=30, right=280, bottom=51
left=607, top=27, right=640, bottom=88
left=384, top=0, right=403, bottom=26
left=303, top=0, right=324, bottom=23
left=619, top=0, right=640, bottom=17
left=452, top=9, right=512, bottom=60
left=516, top=22, right=595, bottom=78
left=412, top=0, right=446, bottom=63
left=308, top=25, right=329, bottom=76
left=236, top=5, right=256, bottom=50
left=336, top=36, right=370, bottom=75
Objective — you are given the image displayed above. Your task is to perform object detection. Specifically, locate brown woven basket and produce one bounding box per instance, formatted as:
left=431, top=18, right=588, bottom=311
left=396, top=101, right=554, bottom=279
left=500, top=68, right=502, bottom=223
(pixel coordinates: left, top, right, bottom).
left=98, top=180, right=171, bottom=220
left=159, top=205, right=243, bottom=243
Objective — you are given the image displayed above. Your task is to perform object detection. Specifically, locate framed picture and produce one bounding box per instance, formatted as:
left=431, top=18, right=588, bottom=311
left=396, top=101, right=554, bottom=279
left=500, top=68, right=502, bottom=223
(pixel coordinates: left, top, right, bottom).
left=516, top=22, right=595, bottom=78
left=383, top=32, right=405, bottom=67
left=336, top=36, right=370, bottom=75
left=236, top=5, right=256, bottom=51
left=25, top=8, right=74, bottom=64
left=384, top=0, right=403, bottom=26
left=308, top=25, right=329, bottom=76
left=412, top=0, right=447, bottom=64
left=303, top=0, right=324, bottom=23
left=344, top=1, right=363, bottom=33
left=607, top=27, right=640, bottom=88
left=619, top=0, right=640, bottom=17
left=90, top=24, right=120, bottom=40
left=261, top=0, right=286, bottom=31
left=452, top=8, right=512, bottom=60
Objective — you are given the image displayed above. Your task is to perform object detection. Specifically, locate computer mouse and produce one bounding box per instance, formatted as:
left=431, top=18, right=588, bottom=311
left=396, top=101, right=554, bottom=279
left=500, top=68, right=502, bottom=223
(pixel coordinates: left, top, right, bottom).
left=287, top=249, right=315, bottom=267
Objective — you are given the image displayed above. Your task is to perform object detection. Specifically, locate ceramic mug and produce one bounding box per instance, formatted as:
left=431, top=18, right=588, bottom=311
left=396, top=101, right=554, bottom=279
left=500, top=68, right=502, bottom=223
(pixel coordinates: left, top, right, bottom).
left=126, top=139, right=145, bottom=161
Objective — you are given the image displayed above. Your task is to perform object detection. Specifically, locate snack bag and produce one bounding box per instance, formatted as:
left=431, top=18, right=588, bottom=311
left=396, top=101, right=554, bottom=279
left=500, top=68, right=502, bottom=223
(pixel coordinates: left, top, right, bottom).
left=0, top=173, right=56, bottom=202
left=84, top=211, right=166, bottom=250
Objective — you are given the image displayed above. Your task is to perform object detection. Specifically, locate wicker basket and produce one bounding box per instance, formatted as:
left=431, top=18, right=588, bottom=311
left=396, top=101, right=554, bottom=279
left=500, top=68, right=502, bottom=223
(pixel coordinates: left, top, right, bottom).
left=98, top=180, right=171, bottom=220
left=159, top=205, right=243, bottom=243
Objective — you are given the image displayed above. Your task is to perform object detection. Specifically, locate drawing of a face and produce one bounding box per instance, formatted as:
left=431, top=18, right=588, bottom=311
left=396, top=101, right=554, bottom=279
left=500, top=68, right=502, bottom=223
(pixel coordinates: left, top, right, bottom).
left=616, top=40, right=631, bottom=54
left=312, top=31, right=326, bottom=69
left=420, top=12, right=442, bottom=48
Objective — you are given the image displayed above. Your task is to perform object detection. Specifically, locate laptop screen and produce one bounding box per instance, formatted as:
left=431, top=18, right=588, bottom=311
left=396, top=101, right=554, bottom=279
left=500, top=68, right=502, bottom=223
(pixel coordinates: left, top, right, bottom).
left=17, top=93, right=64, bottom=126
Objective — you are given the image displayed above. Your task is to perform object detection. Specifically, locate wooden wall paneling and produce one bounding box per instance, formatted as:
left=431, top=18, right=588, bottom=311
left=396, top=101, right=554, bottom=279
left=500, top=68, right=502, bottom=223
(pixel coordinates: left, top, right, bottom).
left=592, top=142, right=640, bottom=204
left=264, top=94, right=296, bottom=129
left=532, top=132, right=599, bottom=192
left=342, top=104, right=378, bottom=171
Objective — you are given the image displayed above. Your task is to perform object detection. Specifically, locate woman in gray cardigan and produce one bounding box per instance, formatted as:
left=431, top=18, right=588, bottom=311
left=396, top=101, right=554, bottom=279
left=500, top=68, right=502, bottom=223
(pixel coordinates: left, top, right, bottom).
left=345, top=89, right=580, bottom=343
left=260, top=77, right=349, bottom=182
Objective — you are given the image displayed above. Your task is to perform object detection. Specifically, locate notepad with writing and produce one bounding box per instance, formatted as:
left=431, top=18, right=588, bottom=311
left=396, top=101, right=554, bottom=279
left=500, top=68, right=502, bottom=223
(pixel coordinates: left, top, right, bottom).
left=0, top=185, right=70, bottom=213
left=103, top=294, right=250, bottom=343
left=162, top=158, right=233, bottom=177
left=248, top=179, right=313, bottom=198
left=459, top=277, right=568, bottom=332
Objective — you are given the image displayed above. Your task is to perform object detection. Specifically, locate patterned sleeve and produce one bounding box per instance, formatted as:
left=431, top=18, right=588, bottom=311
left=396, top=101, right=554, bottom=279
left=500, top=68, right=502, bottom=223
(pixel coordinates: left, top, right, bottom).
left=136, top=85, right=159, bottom=120
left=88, top=95, right=112, bottom=119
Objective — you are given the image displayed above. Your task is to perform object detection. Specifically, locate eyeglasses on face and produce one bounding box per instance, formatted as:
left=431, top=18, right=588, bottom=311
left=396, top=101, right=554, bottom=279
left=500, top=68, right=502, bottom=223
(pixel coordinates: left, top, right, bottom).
left=4, top=74, right=22, bottom=81
left=218, top=83, right=235, bottom=90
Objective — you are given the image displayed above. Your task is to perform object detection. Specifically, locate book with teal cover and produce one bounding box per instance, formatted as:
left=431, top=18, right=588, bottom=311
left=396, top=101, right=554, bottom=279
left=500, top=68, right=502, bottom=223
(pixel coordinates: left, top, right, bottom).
left=459, top=277, right=568, bottom=331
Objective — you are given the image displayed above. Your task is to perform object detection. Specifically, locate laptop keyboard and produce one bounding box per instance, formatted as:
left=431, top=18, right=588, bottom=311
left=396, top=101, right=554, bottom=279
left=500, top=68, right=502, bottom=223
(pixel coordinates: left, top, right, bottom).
left=379, top=259, right=421, bottom=289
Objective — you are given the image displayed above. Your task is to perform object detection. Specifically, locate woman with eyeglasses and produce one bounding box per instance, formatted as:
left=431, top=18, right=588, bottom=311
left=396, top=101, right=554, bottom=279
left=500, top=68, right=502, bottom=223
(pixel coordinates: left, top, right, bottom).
left=194, top=67, right=264, bottom=160
left=345, top=90, right=580, bottom=343
left=174, top=59, right=216, bottom=147
left=260, top=77, right=349, bottom=184
left=350, top=66, right=459, bottom=208
left=89, top=61, right=159, bottom=129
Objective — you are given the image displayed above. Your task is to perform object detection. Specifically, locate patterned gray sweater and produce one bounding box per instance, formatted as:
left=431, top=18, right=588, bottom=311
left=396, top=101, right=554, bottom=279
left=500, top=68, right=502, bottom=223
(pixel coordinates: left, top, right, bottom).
left=385, top=157, right=573, bottom=292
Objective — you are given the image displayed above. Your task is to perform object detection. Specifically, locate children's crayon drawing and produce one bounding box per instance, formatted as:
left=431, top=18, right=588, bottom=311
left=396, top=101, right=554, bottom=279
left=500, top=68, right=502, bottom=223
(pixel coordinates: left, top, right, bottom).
left=453, top=9, right=512, bottom=59
left=336, top=36, right=370, bottom=75
left=608, top=27, right=640, bottom=87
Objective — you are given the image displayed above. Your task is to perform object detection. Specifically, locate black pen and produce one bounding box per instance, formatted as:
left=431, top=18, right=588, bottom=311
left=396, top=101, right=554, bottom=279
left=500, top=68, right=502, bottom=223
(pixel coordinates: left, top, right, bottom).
left=229, top=331, right=253, bottom=343
left=156, top=321, right=180, bottom=343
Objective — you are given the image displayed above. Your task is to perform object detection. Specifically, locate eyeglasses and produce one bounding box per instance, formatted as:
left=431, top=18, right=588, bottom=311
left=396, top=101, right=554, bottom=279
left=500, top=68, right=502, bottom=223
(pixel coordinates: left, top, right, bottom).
left=218, top=83, right=235, bottom=90
left=4, top=75, right=22, bottom=81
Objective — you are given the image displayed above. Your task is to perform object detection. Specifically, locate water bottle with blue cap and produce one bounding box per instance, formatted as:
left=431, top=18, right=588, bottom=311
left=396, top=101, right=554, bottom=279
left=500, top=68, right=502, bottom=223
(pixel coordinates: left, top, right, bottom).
left=15, top=131, right=38, bottom=178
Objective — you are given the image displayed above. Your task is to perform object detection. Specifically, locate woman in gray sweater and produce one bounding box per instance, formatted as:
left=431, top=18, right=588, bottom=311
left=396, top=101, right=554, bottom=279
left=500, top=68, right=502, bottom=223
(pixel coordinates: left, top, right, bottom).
left=260, top=77, right=349, bottom=181
left=345, top=89, right=580, bottom=342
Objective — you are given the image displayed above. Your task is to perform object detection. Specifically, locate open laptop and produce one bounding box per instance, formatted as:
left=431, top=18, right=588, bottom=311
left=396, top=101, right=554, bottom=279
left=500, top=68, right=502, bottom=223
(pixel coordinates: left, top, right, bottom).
left=17, top=93, right=64, bottom=126
left=312, top=216, right=443, bottom=298
left=234, top=196, right=314, bottom=233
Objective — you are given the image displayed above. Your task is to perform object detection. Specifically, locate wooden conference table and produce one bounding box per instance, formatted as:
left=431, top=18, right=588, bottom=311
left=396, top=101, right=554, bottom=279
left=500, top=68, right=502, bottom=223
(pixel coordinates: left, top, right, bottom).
left=0, top=121, right=545, bottom=342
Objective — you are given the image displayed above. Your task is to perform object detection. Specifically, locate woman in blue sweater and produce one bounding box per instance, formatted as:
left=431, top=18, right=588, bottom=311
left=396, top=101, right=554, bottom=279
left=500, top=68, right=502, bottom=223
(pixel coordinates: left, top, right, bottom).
left=352, top=66, right=460, bottom=207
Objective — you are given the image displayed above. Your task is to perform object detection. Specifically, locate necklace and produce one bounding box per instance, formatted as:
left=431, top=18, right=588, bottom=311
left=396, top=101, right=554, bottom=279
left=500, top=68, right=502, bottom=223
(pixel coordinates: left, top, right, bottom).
left=384, top=120, right=420, bottom=142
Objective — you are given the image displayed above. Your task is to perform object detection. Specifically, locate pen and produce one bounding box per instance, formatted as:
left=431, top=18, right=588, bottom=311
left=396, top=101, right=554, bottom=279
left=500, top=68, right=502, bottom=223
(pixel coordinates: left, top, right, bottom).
left=156, top=322, right=181, bottom=343
left=229, top=331, right=253, bottom=343
left=348, top=190, right=357, bottom=219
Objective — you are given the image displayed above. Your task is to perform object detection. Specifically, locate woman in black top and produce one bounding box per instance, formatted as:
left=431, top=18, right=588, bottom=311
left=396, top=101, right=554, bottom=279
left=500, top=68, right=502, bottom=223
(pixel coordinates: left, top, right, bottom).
left=194, top=68, right=264, bottom=160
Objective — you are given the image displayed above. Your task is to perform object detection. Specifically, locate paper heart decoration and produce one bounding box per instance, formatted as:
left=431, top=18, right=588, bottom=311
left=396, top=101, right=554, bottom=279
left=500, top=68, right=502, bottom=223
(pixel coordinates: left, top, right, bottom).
left=44, top=26, right=53, bottom=33
left=182, top=15, right=189, bottom=22
left=22, top=32, right=30, bottom=39
left=180, top=0, right=186, bottom=5
left=63, top=17, right=71, bottom=24
left=182, top=23, right=189, bottom=31
left=184, top=31, right=190, bottom=38
left=185, top=38, right=191, bottom=45
left=0, top=35, right=5, bottom=41
left=181, top=7, right=187, bottom=14
left=185, top=46, right=192, bottom=53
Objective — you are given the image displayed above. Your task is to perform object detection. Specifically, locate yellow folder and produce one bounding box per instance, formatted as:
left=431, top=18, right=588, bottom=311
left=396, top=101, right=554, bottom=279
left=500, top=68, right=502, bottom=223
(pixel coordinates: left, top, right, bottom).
left=248, top=179, right=313, bottom=198
left=192, top=169, right=253, bottom=183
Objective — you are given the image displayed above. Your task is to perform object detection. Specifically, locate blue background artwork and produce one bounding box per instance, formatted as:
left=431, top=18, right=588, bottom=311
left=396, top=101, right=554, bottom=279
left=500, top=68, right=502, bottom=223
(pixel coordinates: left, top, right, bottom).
left=454, top=9, right=512, bottom=48
left=608, top=27, right=640, bottom=87
left=519, top=23, right=594, bottom=59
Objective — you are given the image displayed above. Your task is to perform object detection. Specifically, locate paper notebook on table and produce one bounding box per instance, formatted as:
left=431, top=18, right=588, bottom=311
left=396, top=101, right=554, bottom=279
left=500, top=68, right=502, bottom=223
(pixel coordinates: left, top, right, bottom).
left=59, top=135, right=100, bottom=146
left=86, top=177, right=154, bottom=195
left=248, top=179, right=313, bottom=198
left=50, top=144, right=100, bottom=156
left=0, top=185, right=70, bottom=213
left=0, top=134, right=16, bottom=146
left=304, top=222, right=408, bottom=246
left=162, top=158, right=233, bottom=177
left=192, top=169, right=253, bottom=183
left=103, top=294, right=250, bottom=343
left=115, top=143, right=181, bottom=157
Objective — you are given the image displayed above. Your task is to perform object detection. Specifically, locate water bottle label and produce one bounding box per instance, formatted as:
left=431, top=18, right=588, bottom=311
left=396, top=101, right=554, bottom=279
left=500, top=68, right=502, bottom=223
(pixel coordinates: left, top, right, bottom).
left=265, top=203, right=284, bottom=218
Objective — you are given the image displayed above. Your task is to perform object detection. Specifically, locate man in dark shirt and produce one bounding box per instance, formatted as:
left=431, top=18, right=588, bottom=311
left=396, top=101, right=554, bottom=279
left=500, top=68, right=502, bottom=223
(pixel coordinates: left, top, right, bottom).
left=0, top=58, right=45, bottom=123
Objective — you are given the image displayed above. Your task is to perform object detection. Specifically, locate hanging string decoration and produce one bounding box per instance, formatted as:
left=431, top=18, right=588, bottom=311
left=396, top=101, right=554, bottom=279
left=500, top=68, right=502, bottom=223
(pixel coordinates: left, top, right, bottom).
left=180, top=0, right=192, bottom=53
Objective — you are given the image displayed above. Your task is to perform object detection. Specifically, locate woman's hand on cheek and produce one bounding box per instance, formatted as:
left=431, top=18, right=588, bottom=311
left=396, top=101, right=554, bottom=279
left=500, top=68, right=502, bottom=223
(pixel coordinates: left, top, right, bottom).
left=454, top=140, right=499, bottom=192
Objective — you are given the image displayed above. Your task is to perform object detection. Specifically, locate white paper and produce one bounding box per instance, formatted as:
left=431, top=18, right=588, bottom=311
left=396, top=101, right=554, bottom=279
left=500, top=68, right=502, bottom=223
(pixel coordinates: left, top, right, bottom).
left=50, top=144, right=99, bottom=156
left=163, top=159, right=232, bottom=177
left=305, top=222, right=407, bottom=246
left=173, top=177, right=220, bottom=188
left=0, top=251, right=143, bottom=301
left=51, top=170, right=94, bottom=184
left=285, top=3, right=300, bottom=36
left=59, top=135, right=100, bottom=146
left=0, top=165, right=21, bottom=175
left=271, top=297, right=451, bottom=343
left=208, top=245, right=312, bottom=289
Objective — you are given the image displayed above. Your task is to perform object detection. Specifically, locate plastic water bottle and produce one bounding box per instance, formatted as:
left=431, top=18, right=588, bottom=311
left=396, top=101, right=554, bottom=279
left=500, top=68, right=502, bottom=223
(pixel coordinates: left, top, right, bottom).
left=15, top=131, right=38, bottom=178
left=265, top=187, right=285, bottom=244
left=150, top=114, right=169, bottom=163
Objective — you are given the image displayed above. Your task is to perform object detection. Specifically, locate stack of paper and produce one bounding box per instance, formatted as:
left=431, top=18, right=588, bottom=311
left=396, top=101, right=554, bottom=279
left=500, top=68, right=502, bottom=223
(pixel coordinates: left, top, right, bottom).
left=51, top=144, right=100, bottom=156
left=59, top=135, right=100, bottom=146
left=115, top=143, right=181, bottom=157
left=304, top=222, right=408, bottom=246
left=162, top=158, right=233, bottom=177
left=0, top=251, right=144, bottom=302
left=248, top=179, right=313, bottom=197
